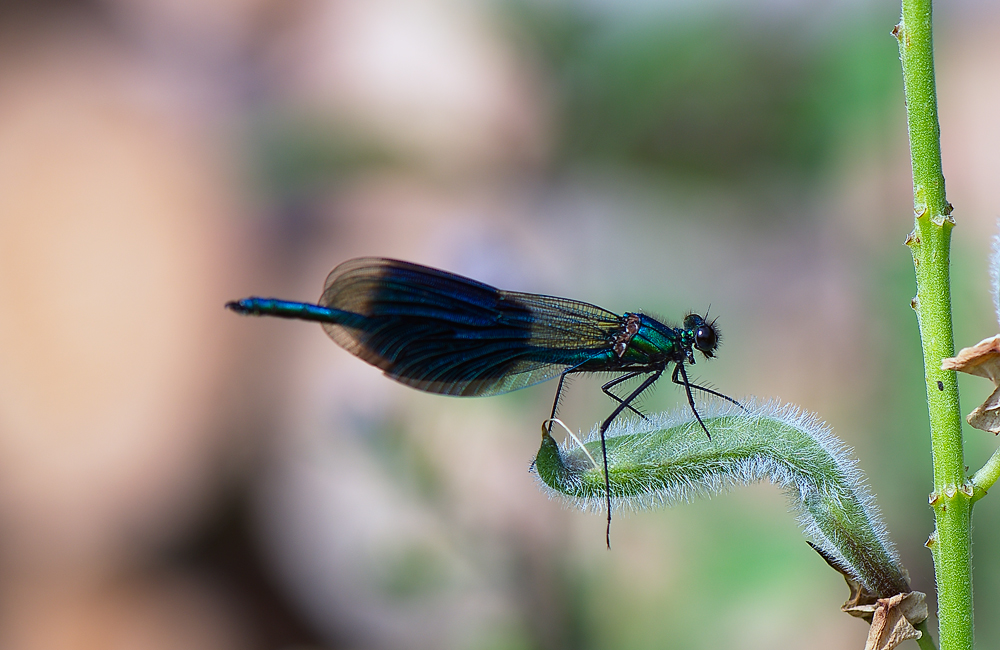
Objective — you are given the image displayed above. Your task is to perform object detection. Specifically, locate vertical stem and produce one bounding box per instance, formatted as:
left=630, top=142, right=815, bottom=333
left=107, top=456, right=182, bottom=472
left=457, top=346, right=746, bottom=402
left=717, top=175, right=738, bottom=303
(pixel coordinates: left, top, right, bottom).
left=896, top=1, right=972, bottom=648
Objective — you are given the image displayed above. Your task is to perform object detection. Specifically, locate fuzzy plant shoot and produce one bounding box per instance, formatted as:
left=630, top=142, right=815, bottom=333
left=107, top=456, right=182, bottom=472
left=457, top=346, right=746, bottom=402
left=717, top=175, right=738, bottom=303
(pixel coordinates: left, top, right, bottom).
left=534, top=399, right=929, bottom=649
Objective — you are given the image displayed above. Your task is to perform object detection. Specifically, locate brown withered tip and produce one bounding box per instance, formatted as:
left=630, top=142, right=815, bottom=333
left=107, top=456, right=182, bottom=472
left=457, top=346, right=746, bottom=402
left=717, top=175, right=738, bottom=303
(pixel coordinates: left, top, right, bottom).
left=852, top=592, right=928, bottom=650
left=806, top=542, right=925, bottom=649
left=942, top=335, right=1000, bottom=433
left=834, top=572, right=927, bottom=650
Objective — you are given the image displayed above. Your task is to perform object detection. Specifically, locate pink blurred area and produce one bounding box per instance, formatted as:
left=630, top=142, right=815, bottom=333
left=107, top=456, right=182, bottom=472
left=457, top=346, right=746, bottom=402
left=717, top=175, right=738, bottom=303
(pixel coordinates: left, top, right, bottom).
left=0, top=0, right=999, bottom=649
left=0, top=1, right=551, bottom=648
left=0, top=10, right=253, bottom=650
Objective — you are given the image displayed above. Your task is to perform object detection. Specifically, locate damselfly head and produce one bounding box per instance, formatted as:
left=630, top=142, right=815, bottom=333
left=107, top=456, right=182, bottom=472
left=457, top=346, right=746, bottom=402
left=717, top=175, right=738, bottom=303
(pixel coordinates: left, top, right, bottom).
left=683, top=313, right=720, bottom=358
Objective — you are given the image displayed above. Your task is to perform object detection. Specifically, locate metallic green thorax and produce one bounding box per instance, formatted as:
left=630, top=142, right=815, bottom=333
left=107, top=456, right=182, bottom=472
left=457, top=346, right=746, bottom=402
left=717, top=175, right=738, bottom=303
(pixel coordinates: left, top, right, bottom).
left=594, top=313, right=704, bottom=370
left=568, top=312, right=715, bottom=375
left=621, top=314, right=686, bottom=364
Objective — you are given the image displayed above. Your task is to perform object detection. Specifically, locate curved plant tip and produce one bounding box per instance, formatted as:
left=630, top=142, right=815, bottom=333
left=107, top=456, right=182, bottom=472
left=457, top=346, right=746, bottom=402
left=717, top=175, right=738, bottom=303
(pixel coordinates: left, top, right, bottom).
left=533, top=399, right=928, bottom=647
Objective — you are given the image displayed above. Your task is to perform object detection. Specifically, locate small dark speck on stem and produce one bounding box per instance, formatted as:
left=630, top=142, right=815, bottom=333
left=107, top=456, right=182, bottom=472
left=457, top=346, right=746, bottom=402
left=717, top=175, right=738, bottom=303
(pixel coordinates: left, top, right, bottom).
left=937, top=381, right=944, bottom=391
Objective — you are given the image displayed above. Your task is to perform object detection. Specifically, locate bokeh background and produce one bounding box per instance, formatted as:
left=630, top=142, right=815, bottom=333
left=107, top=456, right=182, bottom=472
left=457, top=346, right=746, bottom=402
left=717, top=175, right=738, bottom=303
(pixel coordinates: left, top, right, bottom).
left=1, top=0, right=999, bottom=648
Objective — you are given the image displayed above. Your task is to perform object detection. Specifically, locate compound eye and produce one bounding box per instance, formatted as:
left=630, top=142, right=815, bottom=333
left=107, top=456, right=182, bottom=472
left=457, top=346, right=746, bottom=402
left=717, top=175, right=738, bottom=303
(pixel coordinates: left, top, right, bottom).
left=694, top=324, right=717, bottom=354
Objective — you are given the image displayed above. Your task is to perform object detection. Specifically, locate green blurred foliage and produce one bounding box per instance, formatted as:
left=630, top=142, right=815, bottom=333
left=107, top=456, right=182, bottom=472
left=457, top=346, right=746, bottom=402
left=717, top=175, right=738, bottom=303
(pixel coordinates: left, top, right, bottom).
left=504, top=2, right=902, bottom=184
left=254, top=3, right=904, bottom=202
left=250, top=116, right=409, bottom=200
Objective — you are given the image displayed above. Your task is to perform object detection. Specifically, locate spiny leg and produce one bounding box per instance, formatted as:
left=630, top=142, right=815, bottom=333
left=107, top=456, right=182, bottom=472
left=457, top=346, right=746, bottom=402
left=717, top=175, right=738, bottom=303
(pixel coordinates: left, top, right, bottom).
left=683, top=380, right=743, bottom=410
left=545, top=373, right=570, bottom=436
left=598, top=369, right=664, bottom=548
left=672, top=363, right=711, bottom=439
left=601, top=371, right=650, bottom=420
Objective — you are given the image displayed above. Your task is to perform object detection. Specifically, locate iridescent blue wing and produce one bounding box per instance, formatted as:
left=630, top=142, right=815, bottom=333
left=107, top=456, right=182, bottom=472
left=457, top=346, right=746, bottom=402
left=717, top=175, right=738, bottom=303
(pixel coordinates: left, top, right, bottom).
left=319, top=258, right=622, bottom=396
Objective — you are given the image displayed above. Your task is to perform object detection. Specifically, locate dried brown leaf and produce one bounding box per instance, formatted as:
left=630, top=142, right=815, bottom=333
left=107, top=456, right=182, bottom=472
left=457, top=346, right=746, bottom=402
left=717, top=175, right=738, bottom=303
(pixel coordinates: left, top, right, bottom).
left=840, top=574, right=880, bottom=623
left=942, top=335, right=1000, bottom=433
left=863, top=592, right=927, bottom=650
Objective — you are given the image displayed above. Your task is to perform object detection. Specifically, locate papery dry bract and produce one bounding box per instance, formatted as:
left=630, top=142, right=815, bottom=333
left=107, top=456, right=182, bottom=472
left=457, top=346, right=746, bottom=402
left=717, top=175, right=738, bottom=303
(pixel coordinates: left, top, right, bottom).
left=942, top=335, right=1000, bottom=433
left=844, top=591, right=927, bottom=650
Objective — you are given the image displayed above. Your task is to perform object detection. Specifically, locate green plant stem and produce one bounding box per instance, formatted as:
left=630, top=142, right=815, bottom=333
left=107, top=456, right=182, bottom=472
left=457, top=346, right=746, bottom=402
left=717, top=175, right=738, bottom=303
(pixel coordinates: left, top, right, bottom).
left=970, top=446, right=1000, bottom=502
left=916, top=620, right=939, bottom=650
left=896, top=0, right=972, bottom=648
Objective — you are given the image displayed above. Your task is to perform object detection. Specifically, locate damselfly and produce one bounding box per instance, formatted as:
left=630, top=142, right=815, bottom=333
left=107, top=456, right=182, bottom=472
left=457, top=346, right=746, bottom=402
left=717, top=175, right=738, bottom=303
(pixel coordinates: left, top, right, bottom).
left=227, top=257, right=739, bottom=545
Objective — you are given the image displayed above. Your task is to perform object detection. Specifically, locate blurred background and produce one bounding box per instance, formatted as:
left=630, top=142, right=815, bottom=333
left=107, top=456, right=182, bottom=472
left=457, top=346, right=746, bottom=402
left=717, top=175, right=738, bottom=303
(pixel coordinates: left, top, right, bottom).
left=0, top=0, right=998, bottom=648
